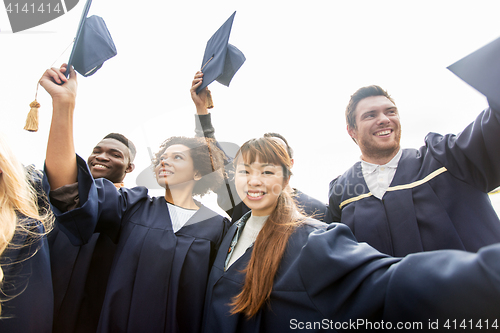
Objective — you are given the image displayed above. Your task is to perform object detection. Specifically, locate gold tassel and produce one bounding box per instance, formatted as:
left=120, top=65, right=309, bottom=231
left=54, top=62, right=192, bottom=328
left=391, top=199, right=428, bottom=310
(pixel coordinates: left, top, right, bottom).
left=24, top=100, right=40, bottom=132
left=26, top=43, right=75, bottom=133
left=206, top=89, right=214, bottom=109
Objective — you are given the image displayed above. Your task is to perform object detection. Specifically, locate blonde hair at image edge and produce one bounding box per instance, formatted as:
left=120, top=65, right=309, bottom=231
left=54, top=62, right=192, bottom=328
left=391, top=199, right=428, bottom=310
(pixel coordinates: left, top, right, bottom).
left=0, top=135, right=53, bottom=315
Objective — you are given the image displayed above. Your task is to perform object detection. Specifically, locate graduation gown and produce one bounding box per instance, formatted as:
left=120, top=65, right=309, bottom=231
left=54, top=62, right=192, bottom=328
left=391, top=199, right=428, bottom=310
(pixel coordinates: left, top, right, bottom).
left=23, top=163, right=115, bottom=333
left=44, top=155, right=230, bottom=333
left=0, top=219, right=53, bottom=333
left=327, top=106, right=500, bottom=256
left=49, top=227, right=116, bottom=333
left=203, top=220, right=500, bottom=333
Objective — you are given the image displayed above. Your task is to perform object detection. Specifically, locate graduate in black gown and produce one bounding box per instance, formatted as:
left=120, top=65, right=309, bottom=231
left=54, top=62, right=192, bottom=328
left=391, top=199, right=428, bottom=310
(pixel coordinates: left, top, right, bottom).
left=203, top=136, right=500, bottom=333
left=49, top=132, right=137, bottom=333
left=0, top=135, right=54, bottom=333
left=40, top=64, right=230, bottom=333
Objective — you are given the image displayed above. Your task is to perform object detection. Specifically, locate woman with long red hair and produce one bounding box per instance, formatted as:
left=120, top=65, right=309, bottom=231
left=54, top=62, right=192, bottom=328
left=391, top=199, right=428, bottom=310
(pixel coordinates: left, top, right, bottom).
left=203, top=137, right=500, bottom=332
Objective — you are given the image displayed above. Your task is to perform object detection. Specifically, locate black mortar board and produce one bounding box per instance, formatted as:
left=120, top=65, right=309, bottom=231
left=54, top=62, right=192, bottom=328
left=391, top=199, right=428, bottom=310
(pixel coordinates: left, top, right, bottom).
left=66, top=0, right=117, bottom=78
left=196, top=11, right=246, bottom=94
left=448, top=36, right=500, bottom=107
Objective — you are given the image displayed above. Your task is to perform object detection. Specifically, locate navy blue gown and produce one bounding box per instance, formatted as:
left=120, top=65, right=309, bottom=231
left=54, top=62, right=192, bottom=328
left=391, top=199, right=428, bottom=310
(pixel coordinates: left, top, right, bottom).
left=44, top=155, right=230, bottom=333
left=203, top=220, right=500, bottom=333
left=49, top=227, right=115, bottom=333
left=0, top=219, right=53, bottom=333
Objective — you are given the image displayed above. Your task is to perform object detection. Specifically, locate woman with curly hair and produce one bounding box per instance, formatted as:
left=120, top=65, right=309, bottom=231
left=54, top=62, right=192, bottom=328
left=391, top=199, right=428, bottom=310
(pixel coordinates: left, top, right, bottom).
left=0, top=134, right=53, bottom=332
left=40, top=65, right=230, bottom=333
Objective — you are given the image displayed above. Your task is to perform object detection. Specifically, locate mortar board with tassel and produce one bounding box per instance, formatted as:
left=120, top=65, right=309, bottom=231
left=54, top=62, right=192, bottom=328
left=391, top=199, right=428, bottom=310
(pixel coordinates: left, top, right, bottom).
left=24, top=0, right=117, bottom=132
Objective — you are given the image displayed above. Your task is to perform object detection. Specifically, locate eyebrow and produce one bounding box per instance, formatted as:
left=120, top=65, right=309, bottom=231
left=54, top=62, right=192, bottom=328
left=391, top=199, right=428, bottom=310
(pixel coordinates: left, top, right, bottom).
left=360, top=110, right=376, bottom=116
left=361, top=106, right=397, bottom=116
left=93, top=146, right=124, bottom=154
left=161, top=151, right=187, bottom=157
left=238, top=163, right=277, bottom=168
left=109, top=148, right=124, bottom=155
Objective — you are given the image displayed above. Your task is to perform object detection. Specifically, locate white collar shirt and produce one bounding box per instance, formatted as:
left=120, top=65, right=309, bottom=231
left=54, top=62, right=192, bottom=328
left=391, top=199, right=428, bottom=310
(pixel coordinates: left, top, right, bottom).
left=167, top=202, right=197, bottom=233
left=360, top=149, right=403, bottom=200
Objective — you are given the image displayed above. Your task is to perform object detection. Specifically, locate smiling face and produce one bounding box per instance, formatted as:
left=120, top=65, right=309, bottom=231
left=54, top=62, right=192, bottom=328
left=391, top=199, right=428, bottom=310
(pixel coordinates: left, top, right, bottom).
left=87, top=138, right=134, bottom=183
left=348, top=95, right=401, bottom=164
left=154, top=144, right=201, bottom=190
left=235, top=156, right=288, bottom=216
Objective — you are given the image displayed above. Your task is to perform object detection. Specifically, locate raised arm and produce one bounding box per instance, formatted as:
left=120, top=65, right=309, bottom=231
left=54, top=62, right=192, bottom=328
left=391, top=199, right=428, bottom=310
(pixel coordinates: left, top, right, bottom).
left=190, top=71, right=240, bottom=217
left=39, top=64, right=78, bottom=190
left=191, top=71, right=216, bottom=139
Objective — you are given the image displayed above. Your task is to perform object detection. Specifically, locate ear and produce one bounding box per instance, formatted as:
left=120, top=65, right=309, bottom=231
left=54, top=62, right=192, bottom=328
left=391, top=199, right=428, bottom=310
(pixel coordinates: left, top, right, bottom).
left=283, top=175, right=291, bottom=189
left=126, top=163, right=135, bottom=173
left=193, top=171, right=202, bottom=181
left=290, top=158, right=295, bottom=169
left=347, top=125, right=358, bottom=144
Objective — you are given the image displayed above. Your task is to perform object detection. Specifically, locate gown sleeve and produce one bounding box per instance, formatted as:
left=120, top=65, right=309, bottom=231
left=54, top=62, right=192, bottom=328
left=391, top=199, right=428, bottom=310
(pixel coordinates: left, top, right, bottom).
left=298, top=223, right=399, bottom=321
left=384, top=243, right=500, bottom=324
left=298, top=223, right=500, bottom=325
left=427, top=104, right=500, bottom=192
left=43, top=154, right=148, bottom=246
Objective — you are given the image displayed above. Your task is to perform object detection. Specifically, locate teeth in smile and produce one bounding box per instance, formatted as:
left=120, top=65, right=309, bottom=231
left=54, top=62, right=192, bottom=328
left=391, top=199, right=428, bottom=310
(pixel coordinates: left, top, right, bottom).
left=159, top=171, right=173, bottom=176
left=94, top=164, right=108, bottom=169
left=377, top=130, right=391, bottom=136
left=248, top=192, right=264, bottom=198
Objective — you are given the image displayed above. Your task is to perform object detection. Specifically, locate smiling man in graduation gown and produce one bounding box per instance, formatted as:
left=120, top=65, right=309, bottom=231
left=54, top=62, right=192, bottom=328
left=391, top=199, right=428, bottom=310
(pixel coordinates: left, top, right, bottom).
left=49, top=133, right=136, bottom=333
left=325, top=38, right=500, bottom=256
left=42, top=3, right=136, bottom=331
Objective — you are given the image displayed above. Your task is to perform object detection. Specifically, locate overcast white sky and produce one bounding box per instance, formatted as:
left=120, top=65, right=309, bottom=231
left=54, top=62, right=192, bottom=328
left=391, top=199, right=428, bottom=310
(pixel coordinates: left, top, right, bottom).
left=1, top=0, right=500, bottom=213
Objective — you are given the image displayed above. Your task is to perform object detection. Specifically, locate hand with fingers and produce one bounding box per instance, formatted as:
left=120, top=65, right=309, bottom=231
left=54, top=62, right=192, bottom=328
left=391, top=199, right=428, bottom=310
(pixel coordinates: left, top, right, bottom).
left=39, top=63, right=78, bottom=106
left=190, top=71, right=213, bottom=113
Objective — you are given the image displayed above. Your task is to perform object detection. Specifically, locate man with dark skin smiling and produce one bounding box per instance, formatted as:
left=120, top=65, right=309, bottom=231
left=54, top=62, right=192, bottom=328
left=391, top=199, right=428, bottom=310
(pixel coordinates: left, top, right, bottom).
left=87, top=133, right=136, bottom=187
left=326, top=85, right=500, bottom=257
left=49, top=132, right=136, bottom=333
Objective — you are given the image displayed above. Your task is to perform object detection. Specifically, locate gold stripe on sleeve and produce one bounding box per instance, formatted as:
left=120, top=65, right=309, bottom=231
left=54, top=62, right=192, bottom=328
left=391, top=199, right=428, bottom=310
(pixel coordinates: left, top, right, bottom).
left=339, top=193, right=373, bottom=209
left=339, top=167, right=448, bottom=209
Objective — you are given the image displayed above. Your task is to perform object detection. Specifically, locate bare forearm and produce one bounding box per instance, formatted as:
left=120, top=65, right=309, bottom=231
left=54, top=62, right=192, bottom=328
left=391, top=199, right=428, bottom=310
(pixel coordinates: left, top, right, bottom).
left=45, top=97, right=77, bottom=189
left=40, top=65, right=78, bottom=190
